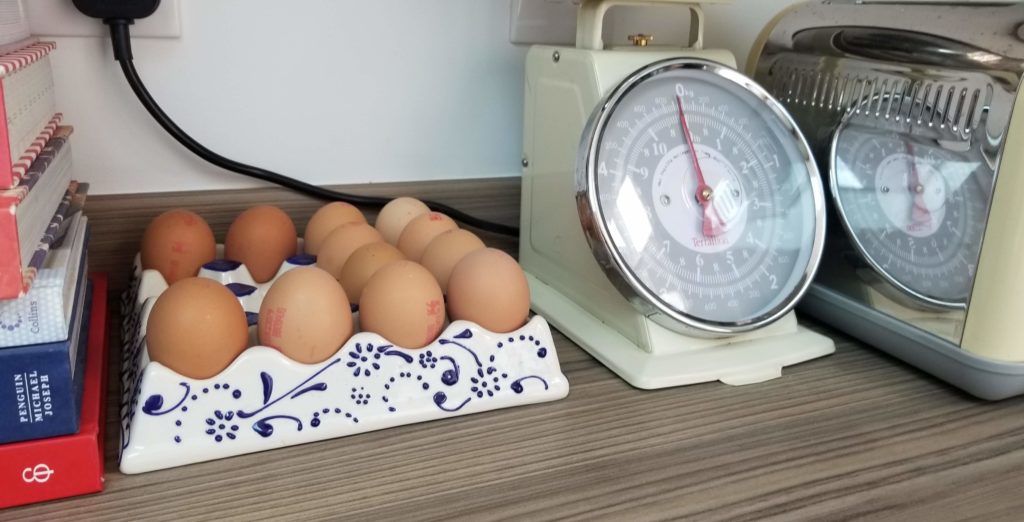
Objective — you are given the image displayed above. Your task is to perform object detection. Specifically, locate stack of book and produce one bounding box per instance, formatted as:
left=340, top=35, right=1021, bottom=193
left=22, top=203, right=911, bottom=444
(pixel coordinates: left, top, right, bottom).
left=0, top=5, right=107, bottom=508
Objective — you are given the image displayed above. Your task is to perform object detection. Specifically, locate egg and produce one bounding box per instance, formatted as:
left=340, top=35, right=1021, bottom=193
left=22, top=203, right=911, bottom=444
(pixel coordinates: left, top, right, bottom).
left=375, top=197, right=431, bottom=245
left=316, top=223, right=385, bottom=280
left=359, top=260, right=445, bottom=349
left=303, top=202, right=367, bottom=255
left=338, top=242, right=405, bottom=303
left=258, top=267, right=354, bottom=364
left=419, top=229, right=486, bottom=293
left=447, top=248, right=531, bottom=333
left=140, top=209, right=217, bottom=285
left=146, top=277, right=249, bottom=379
left=225, top=205, right=297, bottom=283
left=396, top=212, right=458, bottom=261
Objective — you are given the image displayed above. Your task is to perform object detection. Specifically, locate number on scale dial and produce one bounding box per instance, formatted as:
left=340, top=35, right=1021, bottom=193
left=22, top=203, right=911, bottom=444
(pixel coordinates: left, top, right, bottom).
left=831, top=118, right=993, bottom=309
left=579, top=60, right=826, bottom=334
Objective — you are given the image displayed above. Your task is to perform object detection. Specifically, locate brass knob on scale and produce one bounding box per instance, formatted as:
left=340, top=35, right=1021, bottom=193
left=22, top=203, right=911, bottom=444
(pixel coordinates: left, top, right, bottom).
left=627, top=33, right=654, bottom=47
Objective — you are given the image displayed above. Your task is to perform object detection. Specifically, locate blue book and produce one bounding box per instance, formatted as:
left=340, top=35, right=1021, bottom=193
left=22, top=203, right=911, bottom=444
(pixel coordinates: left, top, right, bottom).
left=0, top=260, right=91, bottom=444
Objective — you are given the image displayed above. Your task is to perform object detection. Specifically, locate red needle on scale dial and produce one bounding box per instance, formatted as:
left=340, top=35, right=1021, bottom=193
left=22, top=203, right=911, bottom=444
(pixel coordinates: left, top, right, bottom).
left=676, top=95, right=724, bottom=237
left=905, top=141, right=931, bottom=225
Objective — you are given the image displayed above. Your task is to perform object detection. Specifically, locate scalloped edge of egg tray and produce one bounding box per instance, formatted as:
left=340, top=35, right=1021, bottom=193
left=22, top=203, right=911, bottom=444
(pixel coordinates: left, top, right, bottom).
left=119, top=253, right=570, bottom=474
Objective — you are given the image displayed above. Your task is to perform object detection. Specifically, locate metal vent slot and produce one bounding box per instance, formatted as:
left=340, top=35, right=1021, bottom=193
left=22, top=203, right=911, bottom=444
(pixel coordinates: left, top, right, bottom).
left=964, top=89, right=981, bottom=131
left=934, top=85, right=948, bottom=126
left=810, top=72, right=823, bottom=107
left=825, top=75, right=840, bottom=110
left=850, top=78, right=864, bottom=114
left=801, top=70, right=814, bottom=105
left=904, top=82, right=921, bottom=122
left=766, top=62, right=986, bottom=135
left=885, top=81, right=901, bottom=119
left=940, top=87, right=955, bottom=128
left=872, top=79, right=885, bottom=117
left=835, top=75, right=850, bottom=111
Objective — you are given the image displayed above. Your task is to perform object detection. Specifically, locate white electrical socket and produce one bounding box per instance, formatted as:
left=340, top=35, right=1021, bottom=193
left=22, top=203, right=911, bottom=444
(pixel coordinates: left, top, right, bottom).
left=27, top=0, right=180, bottom=38
left=509, top=0, right=580, bottom=46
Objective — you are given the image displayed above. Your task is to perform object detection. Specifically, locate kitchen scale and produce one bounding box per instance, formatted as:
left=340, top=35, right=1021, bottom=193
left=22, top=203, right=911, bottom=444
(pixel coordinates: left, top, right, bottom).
left=519, top=0, right=834, bottom=389
left=750, top=1, right=1024, bottom=399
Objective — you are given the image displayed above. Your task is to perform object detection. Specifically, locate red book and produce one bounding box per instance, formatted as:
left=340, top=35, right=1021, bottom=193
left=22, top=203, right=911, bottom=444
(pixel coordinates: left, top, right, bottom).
left=0, top=39, right=60, bottom=190
left=0, top=273, right=108, bottom=509
left=0, top=126, right=79, bottom=299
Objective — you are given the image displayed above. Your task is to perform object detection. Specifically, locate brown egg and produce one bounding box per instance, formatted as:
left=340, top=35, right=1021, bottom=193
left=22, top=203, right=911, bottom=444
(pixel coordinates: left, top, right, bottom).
left=396, top=212, right=458, bottom=261
left=316, top=223, right=384, bottom=280
left=420, top=229, right=486, bottom=293
left=224, top=205, right=297, bottom=283
left=375, top=197, right=430, bottom=245
left=146, top=277, right=249, bottom=379
left=359, top=260, right=445, bottom=349
left=338, top=242, right=405, bottom=303
left=258, top=267, right=353, bottom=364
left=303, top=202, right=367, bottom=255
left=140, top=209, right=217, bottom=285
left=447, top=248, right=531, bottom=333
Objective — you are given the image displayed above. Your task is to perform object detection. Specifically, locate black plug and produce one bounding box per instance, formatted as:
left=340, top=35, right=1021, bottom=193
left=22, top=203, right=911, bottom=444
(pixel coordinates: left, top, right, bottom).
left=72, top=0, right=161, bottom=61
left=71, top=0, right=161, bottom=21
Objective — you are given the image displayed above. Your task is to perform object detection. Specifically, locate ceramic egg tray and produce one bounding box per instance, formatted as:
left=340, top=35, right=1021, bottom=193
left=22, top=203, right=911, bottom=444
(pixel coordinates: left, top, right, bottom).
left=118, top=250, right=570, bottom=474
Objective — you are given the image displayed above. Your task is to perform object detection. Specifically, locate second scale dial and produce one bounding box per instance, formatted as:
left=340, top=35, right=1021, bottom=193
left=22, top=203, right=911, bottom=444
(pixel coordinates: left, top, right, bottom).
left=831, top=109, right=993, bottom=309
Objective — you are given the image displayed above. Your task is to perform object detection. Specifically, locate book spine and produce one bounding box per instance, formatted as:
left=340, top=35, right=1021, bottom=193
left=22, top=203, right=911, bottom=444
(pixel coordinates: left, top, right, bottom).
left=0, top=117, right=62, bottom=288
left=0, top=276, right=107, bottom=509
left=0, top=39, right=58, bottom=190
left=0, top=345, right=77, bottom=443
left=0, top=274, right=90, bottom=444
left=0, top=74, right=10, bottom=189
left=0, top=217, right=86, bottom=347
left=0, top=41, right=56, bottom=190
left=0, top=435, right=101, bottom=508
left=0, top=41, right=55, bottom=77
left=9, top=114, right=61, bottom=187
left=0, top=285, right=62, bottom=347
left=11, top=123, right=67, bottom=193
left=0, top=181, right=77, bottom=300
left=0, top=189, right=18, bottom=293
left=0, top=125, right=69, bottom=203
left=19, top=180, right=78, bottom=290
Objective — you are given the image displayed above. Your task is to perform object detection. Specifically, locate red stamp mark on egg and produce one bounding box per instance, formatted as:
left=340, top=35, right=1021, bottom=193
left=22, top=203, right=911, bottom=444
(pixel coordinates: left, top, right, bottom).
left=426, top=299, right=442, bottom=316
left=424, top=298, right=444, bottom=344
left=170, top=240, right=187, bottom=254
left=428, top=213, right=442, bottom=222
left=262, top=307, right=287, bottom=340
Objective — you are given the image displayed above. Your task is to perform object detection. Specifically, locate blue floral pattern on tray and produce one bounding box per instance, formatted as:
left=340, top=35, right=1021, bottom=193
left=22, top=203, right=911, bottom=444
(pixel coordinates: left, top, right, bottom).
left=119, top=254, right=569, bottom=474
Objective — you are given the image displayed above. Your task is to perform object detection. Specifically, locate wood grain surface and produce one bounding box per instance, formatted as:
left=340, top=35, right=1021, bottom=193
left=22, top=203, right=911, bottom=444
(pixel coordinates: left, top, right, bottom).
left=5, top=179, right=1024, bottom=521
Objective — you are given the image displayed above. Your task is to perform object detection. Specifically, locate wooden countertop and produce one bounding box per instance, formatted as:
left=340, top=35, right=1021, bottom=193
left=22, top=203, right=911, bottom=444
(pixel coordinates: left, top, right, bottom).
left=7, top=179, right=1024, bottom=520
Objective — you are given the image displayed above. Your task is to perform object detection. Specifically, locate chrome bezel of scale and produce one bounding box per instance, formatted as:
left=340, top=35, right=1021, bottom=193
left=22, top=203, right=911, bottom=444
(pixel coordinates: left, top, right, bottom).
left=828, top=92, right=981, bottom=311
left=575, top=57, right=828, bottom=337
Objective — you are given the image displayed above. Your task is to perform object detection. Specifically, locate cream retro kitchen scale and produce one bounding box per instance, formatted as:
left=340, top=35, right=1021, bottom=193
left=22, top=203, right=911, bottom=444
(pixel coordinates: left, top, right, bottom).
left=519, top=0, right=834, bottom=389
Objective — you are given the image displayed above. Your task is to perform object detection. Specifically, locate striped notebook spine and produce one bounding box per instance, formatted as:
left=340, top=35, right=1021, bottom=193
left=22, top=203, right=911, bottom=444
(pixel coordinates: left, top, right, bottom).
left=18, top=180, right=79, bottom=297
left=9, top=114, right=61, bottom=188
left=0, top=40, right=55, bottom=78
left=10, top=124, right=70, bottom=197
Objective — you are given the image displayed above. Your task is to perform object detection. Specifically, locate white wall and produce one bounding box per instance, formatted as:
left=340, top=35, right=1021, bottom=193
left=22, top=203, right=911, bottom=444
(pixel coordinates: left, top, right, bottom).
left=45, top=0, right=798, bottom=195
left=607, top=1, right=792, bottom=69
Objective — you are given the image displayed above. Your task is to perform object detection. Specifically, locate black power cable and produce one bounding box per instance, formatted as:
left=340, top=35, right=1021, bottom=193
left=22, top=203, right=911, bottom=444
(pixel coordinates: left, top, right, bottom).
left=106, top=19, right=520, bottom=237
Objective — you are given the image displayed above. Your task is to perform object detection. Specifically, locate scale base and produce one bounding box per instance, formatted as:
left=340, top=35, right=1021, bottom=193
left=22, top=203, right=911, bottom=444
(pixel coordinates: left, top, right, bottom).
left=527, top=273, right=835, bottom=389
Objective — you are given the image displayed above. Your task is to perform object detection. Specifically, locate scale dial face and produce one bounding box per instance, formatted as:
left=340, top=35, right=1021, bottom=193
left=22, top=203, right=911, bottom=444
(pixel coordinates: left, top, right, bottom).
left=831, top=121, right=993, bottom=309
left=577, top=59, right=826, bottom=335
